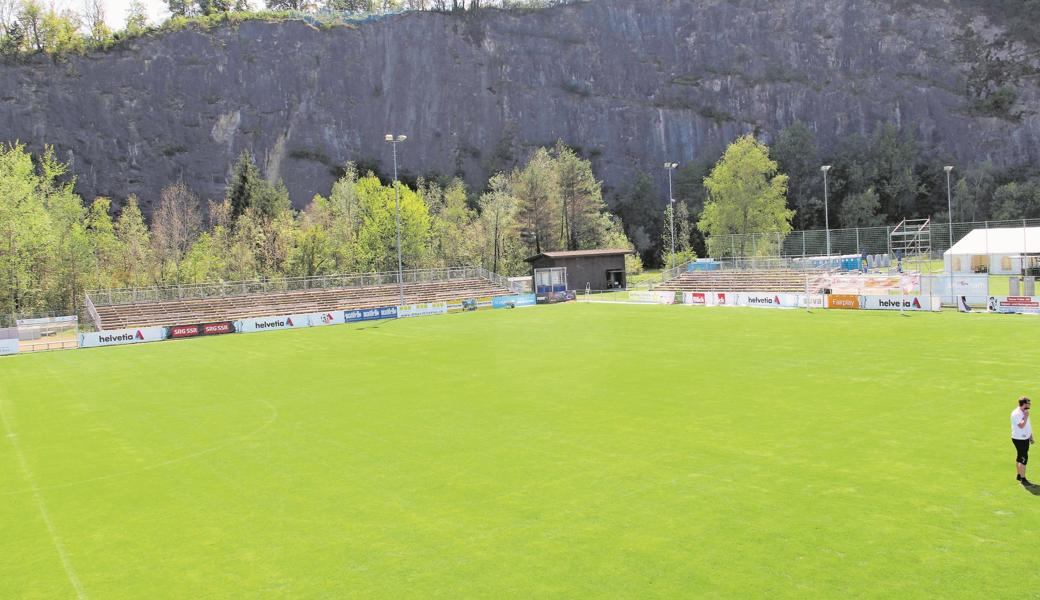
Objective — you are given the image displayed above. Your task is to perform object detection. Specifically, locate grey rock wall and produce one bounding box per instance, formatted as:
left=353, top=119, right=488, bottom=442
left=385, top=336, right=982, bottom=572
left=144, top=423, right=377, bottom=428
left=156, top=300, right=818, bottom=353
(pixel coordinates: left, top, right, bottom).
left=1, top=0, right=1038, bottom=213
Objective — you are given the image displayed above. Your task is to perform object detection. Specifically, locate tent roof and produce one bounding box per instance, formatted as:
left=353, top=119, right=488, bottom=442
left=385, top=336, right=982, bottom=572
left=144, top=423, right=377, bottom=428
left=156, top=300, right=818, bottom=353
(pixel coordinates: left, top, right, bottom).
left=944, top=226, right=1040, bottom=256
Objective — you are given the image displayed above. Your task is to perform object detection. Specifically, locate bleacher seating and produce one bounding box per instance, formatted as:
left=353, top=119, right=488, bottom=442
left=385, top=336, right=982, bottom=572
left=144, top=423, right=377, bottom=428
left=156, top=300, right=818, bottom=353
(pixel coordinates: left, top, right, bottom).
left=94, top=278, right=512, bottom=330
left=655, top=270, right=829, bottom=293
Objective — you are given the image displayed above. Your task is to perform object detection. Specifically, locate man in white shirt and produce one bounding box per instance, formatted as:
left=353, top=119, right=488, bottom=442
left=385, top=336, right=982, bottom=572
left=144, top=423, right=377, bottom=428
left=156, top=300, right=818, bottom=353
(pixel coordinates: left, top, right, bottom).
left=1012, top=397, right=1034, bottom=486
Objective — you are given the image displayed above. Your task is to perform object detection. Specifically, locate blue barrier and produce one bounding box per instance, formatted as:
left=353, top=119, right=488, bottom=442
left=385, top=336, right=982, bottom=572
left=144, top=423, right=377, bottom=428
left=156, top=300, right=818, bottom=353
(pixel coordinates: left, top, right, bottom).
left=344, top=306, right=398, bottom=323
left=493, top=294, right=537, bottom=308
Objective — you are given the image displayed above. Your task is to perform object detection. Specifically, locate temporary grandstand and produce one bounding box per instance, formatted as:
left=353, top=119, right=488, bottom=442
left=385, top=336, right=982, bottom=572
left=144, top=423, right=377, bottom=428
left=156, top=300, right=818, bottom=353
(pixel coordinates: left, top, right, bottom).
left=85, top=267, right=518, bottom=330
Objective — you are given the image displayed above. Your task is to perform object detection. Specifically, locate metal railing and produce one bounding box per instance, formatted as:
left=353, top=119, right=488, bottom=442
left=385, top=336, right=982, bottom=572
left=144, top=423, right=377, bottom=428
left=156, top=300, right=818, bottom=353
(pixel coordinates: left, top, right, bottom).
left=706, top=218, right=1040, bottom=260
left=84, top=294, right=101, bottom=330
left=87, top=266, right=520, bottom=307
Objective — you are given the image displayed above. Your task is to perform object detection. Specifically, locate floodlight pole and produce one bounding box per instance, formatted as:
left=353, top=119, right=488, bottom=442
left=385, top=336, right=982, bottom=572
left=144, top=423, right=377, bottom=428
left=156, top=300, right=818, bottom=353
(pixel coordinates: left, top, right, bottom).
left=665, top=162, right=678, bottom=271
left=386, top=133, right=408, bottom=306
left=945, top=165, right=954, bottom=306
left=821, top=165, right=832, bottom=258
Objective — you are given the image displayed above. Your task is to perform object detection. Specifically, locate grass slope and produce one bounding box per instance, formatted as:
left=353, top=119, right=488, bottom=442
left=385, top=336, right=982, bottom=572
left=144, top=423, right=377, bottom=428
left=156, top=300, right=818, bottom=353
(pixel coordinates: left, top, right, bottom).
left=1, top=305, right=1038, bottom=598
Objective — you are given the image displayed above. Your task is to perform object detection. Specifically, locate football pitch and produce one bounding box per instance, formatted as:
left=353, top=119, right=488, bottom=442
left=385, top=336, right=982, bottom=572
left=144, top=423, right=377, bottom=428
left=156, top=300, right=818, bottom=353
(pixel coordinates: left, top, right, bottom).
left=1, top=304, right=1038, bottom=598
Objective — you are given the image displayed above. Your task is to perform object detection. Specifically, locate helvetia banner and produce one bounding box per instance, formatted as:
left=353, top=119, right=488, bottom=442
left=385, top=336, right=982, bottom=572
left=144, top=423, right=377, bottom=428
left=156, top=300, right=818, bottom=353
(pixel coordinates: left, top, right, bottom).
left=79, top=327, right=166, bottom=348
left=344, top=306, right=399, bottom=322
left=237, top=314, right=312, bottom=333
left=736, top=293, right=801, bottom=308
left=308, top=312, right=346, bottom=326
left=862, top=296, right=939, bottom=312
left=398, top=303, right=449, bottom=318
left=987, top=296, right=1040, bottom=314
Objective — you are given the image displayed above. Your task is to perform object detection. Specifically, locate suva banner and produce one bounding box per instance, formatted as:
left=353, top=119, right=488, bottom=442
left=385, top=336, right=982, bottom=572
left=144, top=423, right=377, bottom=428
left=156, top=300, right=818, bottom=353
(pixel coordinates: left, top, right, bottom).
left=79, top=326, right=166, bottom=348
left=987, top=296, right=1040, bottom=314
left=492, top=294, right=537, bottom=309
left=237, top=314, right=311, bottom=333
left=344, top=306, right=398, bottom=322
left=398, top=303, right=449, bottom=318
left=862, top=296, right=940, bottom=312
left=736, top=293, right=801, bottom=309
left=308, top=311, right=346, bottom=326
left=0, top=338, right=19, bottom=355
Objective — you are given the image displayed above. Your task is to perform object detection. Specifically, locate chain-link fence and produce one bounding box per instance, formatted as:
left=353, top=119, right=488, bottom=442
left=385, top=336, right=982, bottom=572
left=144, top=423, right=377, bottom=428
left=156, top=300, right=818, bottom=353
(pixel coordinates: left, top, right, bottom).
left=708, top=218, right=1040, bottom=260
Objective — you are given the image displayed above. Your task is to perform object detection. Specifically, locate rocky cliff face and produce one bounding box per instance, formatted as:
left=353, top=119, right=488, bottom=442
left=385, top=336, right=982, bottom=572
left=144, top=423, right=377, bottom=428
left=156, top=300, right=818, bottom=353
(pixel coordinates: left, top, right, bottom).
left=2, top=0, right=1038, bottom=212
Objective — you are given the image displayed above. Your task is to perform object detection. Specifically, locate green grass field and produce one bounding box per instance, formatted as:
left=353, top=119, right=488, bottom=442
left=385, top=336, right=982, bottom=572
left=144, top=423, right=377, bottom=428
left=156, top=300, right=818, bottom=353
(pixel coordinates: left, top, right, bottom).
left=2, top=304, right=1038, bottom=598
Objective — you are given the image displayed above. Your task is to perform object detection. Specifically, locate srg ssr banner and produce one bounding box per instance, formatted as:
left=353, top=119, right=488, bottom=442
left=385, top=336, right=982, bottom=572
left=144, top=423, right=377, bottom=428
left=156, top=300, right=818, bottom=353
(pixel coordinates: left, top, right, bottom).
left=79, top=326, right=166, bottom=348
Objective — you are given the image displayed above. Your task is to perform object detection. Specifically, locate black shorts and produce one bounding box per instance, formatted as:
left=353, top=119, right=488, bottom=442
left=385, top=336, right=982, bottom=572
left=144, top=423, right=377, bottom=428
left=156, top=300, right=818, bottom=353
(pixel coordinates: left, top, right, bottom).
left=1014, top=438, right=1031, bottom=465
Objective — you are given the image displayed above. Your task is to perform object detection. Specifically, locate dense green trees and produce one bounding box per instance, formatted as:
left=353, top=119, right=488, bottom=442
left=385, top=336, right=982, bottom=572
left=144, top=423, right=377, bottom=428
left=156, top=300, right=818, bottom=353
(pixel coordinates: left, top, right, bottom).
left=0, top=141, right=633, bottom=318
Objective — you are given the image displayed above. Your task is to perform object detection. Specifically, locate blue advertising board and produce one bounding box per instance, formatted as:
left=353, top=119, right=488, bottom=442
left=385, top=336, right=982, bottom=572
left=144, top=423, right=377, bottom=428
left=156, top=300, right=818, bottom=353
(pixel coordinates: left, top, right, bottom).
left=492, top=294, right=537, bottom=309
left=344, top=306, right=398, bottom=323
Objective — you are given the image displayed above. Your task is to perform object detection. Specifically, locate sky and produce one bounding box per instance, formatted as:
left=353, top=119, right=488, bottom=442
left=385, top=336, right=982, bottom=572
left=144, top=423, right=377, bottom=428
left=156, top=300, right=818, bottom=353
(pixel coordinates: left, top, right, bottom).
left=53, top=0, right=177, bottom=30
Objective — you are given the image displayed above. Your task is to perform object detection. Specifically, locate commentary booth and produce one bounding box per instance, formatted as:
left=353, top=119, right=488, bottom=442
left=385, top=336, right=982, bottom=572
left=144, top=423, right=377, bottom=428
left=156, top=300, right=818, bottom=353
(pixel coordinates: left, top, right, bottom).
left=526, top=248, right=632, bottom=294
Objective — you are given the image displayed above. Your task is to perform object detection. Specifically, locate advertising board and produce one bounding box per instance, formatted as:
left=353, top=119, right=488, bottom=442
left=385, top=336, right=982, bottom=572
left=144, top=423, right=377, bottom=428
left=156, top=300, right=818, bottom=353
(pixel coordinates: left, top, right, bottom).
left=0, top=338, right=19, bottom=355
left=987, top=296, right=1040, bottom=314
left=535, top=291, right=576, bottom=305
left=237, top=314, right=311, bottom=333
left=713, top=292, right=735, bottom=306
left=168, top=324, right=201, bottom=339
left=825, top=294, right=861, bottom=310
left=202, top=321, right=236, bottom=335
left=492, top=294, right=537, bottom=309
left=398, top=303, right=449, bottom=318
left=799, top=294, right=826, bottom=309
left=861, top=296, right=939, bottom=312
left=682, top=292, right=710, bottom=306
left=308, top=312, right=346, bottom=326
left=344, top=306, right=398, bottom=322
left=629, top=291, right=677, bottom=304
left=736, top=293, right=801, bottom=309
left=168, top=321, right=238, bottom=338
left=79, top=326, right=166, bottom=348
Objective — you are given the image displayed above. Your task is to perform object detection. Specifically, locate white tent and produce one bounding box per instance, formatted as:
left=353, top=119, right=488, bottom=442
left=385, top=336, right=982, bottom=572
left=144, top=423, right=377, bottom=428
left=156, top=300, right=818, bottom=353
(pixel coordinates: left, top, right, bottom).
left=943, top=226, right=1040, bottom=275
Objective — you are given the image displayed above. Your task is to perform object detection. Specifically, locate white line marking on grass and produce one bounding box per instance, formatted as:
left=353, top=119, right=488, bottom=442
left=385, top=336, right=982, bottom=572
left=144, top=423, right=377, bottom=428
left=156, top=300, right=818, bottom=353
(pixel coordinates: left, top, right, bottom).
left=0, top=397, right=87, bottom=599
left=0, top=398, right=278, bottom=498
